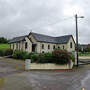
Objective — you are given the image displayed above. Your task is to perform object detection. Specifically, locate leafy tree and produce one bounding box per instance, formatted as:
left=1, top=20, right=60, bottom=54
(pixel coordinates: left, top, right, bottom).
left=0, top=37, right=8, bottom=43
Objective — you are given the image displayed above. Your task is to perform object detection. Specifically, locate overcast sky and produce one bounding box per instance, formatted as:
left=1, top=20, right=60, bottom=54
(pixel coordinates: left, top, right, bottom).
left=0, top=0, right=90, bottom=44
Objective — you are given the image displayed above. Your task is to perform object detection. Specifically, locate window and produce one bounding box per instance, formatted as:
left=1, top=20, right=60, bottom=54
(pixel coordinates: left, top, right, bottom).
left=42, top=51, right=44, bottom=53
left=19, top=43, right=20, bottom=50
left=10, top=44, right=11, bottom=49
left=42, top=44, right=44, bottom=49
left=63, top=46, right=64, bottom=49
left=70, top=42, right=72, bottom=48
left=53, top=45, right=55, bottom=49
left=13, top=44, right=14, bottom=49
left=25, top=42, right=28, bottom=49
left=58, top=46, right=60, bottom=49
left=48, top=45, right=50, bottom=49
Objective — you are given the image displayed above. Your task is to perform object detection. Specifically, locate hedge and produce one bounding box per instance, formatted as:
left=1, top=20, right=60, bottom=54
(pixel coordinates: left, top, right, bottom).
left=0, top=49, right=13, bottom=56
left=12, top=50, right=30, bottom=60
left=11, top=50, right=74, bottom=65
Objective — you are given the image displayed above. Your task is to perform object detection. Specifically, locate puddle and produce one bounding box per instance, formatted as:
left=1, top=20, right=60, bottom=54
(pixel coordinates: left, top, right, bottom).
left=0, top=77, right=4, bottom=89
left=81, top=71, right=90, bottom=89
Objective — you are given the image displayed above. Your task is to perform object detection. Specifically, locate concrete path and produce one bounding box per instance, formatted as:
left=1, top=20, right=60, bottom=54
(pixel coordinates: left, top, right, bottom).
left=0, top=57, right=90, bottom=90
left=79, top=56, right=90, bottom=60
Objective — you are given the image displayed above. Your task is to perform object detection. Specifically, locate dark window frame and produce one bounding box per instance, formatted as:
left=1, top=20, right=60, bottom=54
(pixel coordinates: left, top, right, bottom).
left=42, top=44, right=44, bottom=49
left=63, top=46, right=64, bottom=49
left=25, top=42, right=28, bottom=49
left=70, top=42, right=72, bottom=48
left=48, top=45, right=50, bottom=49
left=53, top=45, right=55, bottom=49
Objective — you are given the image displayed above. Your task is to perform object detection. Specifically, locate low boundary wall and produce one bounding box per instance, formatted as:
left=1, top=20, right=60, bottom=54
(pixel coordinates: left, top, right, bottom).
left=29, top=61, right=73, bottom=70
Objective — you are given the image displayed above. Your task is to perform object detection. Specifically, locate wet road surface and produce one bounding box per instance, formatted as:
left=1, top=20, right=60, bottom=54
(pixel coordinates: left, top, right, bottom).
left=0, top=57, right=90, bottom=90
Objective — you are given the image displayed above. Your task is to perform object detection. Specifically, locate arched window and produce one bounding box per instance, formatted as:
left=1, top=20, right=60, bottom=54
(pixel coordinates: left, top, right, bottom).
left=25, top=42, right=28, bottom=49
left=63, top=46, right=64, bottom=49
left=42, top=51, right=44, bottom=53
left=42, top=44, right=44, bottom=49
left=53, top=45, right=55, bottom=49
left=70, top=42, right=72, bottom=48
left=48, top=45, right=50, bottom=49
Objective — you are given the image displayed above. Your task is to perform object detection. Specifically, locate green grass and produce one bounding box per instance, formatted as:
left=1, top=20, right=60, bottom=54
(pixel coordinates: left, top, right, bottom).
left=79, top=52, right=90, bottom=56
left=0, top=44, right=9, bottom=49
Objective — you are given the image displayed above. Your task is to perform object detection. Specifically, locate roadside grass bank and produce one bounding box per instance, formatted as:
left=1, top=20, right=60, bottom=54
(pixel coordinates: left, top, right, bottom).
left=79, top=52, right=90, bottom=56
left=0, top=44, right=9, bottom=49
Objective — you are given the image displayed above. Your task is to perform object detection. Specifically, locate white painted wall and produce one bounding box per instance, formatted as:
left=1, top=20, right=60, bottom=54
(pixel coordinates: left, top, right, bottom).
left=10, top=35, right=75, bottom=53
left=24, top=37, right=32, bottom=53
left=67, top=37, right=75, bottom=52
left=29, top=62, right=73, bottom=70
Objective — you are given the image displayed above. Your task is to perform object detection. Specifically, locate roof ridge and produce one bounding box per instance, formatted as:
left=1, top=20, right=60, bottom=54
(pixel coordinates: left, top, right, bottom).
left=13, top=35, right=27, bottom=39
left=55, top=34, right=72, bottom=38
left=31, top=32, right=55, bottom=38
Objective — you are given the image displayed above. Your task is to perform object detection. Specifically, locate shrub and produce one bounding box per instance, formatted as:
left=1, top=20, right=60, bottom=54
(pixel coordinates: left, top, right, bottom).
left=0, top=37, right=8, bottom=43
left=52, top=50, right=71, bottom=64
left=68, top=52, right=75, bottom=62
left=0, top=49, right=13, bottom=56
left=0, top=49, right=5, bottom=56
left=37, top=53, right=53, bottom=63
left=4, top=49, right=13, bottom=56
left=31, top=54, right=39, bottom=63
left=12, top=50, right=29, bottom=60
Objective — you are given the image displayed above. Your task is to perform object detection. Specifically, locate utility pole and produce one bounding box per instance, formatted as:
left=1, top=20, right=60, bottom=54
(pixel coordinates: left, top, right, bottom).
left=75, top=14, right=79, bottom=67
left=75, top=14, right=84, bottom=67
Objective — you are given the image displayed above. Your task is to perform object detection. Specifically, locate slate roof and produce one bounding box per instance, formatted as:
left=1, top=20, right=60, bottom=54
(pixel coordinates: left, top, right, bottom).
left=31, top=32, right=72, bottom=44
left=9, top=32, right=73, bottom=44
left=9, top=35, right=27, bottom=43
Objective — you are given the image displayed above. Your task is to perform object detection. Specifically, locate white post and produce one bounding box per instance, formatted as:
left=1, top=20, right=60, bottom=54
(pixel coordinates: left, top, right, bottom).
left=25, top=59, right=31, bottom=70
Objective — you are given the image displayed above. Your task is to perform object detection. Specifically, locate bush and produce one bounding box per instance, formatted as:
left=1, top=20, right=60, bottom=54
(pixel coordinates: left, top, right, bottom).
left=31, top=54, right=39, bottom=63
left=4, top=49, right=13, bottom=56
left=12, top=50, right=30, bottom=60
left=37, top=53, right=53, bottom=63
left=68, top=52, right=75, bottom=62
left=0, top=49, right=13, bottom=56
left=52, top=50, right=71, bottom=64
left=0, top=37, right=8, bottom=43
left=0, top=49, right=5, bottom=56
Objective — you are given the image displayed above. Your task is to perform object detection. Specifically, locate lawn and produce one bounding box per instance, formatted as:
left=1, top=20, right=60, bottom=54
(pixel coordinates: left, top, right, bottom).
left=79, top=52, right=90, bottom=56
left=0, top=44, right=9, bottom=49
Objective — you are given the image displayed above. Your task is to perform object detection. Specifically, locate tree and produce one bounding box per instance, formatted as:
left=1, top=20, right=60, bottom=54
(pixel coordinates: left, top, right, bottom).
left=0, top=37, right=8, bottom=43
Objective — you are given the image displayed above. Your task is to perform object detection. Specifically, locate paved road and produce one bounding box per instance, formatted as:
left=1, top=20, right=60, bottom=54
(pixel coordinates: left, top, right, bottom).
left=0, top=57, right=90, bottom=90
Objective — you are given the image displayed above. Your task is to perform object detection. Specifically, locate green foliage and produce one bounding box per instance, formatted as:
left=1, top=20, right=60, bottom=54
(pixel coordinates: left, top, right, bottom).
left=68, top=52, right=75, bottom=62
left=85, top=47, right=90, bottom=52
left=31, top=54, right=39, bottom=63
left=37, top=53, right=53, bottom=63
left=0, top=49, right=5, bottom=56
left=0, top=37, right=8, bottom=43
left=79, top=52, right=90, bottom=56
left=0, top=49, right=13, bottom=56
left=11, top=50, right=74, bottom=65
left=12, top=50, right=30, bottom=60
left=52, top=50, right=71, bottom=64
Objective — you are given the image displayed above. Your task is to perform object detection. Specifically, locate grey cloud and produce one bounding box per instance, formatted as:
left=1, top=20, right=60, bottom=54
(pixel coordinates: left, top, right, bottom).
left=0, top=0, right=90, bottom=44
